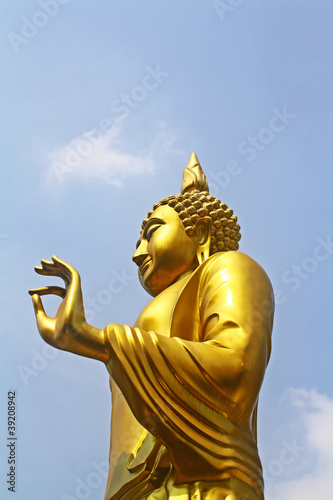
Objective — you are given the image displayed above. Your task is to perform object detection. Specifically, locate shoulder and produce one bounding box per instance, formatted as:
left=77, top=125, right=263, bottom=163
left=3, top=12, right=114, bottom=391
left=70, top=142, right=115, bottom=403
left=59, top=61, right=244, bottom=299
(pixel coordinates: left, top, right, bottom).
left=204, top=251, right=271, bottom=280
left=199, top=251, right=274, bottom=303
left=199, top=252, right=274, bottom=339
left=208, top=250, right=265, bottom=268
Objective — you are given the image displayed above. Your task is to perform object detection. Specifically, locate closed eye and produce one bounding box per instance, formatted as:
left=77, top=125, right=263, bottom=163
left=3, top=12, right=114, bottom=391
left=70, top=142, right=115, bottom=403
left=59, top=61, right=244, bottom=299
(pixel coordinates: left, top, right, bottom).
left=147, top=225, right=161, bottom=241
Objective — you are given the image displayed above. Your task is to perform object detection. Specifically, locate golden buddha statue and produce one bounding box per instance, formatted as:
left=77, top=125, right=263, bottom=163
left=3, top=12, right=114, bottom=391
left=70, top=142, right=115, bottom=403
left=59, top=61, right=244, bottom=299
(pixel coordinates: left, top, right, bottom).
left=29, top=153, right=274, bottom=500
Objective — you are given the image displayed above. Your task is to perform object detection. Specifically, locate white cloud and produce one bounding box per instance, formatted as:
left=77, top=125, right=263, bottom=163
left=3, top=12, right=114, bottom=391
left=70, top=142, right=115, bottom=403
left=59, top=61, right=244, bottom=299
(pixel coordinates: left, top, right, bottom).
left=46, top=120, right=158, bottom=186
left=266, top=388, right=333, bottom=499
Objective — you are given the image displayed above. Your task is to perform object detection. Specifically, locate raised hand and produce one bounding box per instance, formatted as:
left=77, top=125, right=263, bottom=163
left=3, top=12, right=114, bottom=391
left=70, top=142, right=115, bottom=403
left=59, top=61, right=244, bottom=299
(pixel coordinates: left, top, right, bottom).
left=29, top=256, right=84, bottom=348
left=29, top=256, right=107, bottom=361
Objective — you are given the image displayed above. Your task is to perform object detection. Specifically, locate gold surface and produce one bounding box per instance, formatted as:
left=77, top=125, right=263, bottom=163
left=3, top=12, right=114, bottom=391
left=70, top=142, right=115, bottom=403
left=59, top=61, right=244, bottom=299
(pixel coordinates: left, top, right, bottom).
left=29, top=154, right=274, bottom=500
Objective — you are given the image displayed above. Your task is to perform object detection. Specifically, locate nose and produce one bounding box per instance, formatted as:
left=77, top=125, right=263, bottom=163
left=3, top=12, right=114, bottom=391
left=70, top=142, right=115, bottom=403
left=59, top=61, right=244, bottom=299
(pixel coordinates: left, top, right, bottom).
left=132, top=241, right=148, bottom=267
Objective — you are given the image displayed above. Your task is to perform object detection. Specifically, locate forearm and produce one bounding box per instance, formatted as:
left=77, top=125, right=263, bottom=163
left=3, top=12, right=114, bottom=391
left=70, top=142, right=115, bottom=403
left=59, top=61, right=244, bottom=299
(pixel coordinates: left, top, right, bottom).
left=104, top=323, right=242, bottom=433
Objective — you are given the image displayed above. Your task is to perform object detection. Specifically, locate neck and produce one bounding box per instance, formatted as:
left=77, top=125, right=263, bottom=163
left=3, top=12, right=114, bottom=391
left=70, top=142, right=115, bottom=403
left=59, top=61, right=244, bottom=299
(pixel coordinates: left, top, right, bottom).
left=171, top=265, right=198, bottom=287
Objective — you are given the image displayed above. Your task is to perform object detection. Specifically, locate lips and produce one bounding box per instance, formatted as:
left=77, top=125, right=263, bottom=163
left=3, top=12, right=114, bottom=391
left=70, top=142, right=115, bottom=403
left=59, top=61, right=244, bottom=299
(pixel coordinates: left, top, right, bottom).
left=140, top=257, right=152, bottom=276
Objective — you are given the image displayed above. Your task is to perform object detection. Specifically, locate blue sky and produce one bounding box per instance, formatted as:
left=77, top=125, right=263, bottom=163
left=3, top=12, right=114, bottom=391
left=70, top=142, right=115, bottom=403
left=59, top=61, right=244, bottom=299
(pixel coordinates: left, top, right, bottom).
left=0, top=1, right=332, bottom=499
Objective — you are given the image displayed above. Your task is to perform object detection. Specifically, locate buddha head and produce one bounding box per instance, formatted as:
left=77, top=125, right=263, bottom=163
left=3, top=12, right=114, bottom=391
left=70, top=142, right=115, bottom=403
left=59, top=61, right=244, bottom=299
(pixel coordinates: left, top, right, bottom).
left=133, top=153, right=241, bottom=296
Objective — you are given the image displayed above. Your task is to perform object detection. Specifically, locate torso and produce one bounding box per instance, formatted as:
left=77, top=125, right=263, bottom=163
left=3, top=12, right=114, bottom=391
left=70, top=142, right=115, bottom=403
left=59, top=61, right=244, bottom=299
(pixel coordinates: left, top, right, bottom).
left=107, top=272, right=195, bottom=488
left=133, top=272, right=194, bottom=336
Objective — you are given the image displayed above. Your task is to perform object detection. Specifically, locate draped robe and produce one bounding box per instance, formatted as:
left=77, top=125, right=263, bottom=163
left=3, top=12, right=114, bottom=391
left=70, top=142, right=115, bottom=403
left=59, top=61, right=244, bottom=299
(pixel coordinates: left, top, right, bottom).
left=102, top=251, right=274, bottom=500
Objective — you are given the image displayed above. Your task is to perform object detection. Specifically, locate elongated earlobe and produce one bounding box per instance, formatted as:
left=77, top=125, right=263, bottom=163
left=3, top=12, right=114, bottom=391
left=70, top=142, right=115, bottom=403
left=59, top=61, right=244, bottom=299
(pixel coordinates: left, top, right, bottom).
left=196, top=249, right=209, bottom=265
left=193, top=217, right=212, bottom=265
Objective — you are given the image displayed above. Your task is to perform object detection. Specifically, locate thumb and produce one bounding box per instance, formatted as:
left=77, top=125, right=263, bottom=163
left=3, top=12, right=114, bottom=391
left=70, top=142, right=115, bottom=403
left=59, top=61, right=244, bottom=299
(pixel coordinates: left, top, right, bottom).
left=31, top=294, right=55, bottom=340
left=31, top=293, right=46, bottom=317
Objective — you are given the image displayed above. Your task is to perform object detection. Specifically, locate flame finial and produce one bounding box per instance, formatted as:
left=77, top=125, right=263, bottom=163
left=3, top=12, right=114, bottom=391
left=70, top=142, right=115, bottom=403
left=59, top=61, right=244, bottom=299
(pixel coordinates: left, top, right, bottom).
left=181, top=152, right=209, bottom=194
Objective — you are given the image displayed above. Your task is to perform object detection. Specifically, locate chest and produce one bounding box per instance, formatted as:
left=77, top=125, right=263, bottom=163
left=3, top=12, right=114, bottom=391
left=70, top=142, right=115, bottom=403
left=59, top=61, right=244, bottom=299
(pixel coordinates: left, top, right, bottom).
left=133, top=274, right=192, bottom=337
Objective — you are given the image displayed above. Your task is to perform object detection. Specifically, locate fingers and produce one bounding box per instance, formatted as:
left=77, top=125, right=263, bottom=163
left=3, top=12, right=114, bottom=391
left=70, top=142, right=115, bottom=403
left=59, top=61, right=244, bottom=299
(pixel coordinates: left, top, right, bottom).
left=28, top=286, right=66, bottom=299
left=34, top=256, right=72, bottom=286
left=52, top=255, right=74, bottom=283
left=35, top=258, right=55, bottom=274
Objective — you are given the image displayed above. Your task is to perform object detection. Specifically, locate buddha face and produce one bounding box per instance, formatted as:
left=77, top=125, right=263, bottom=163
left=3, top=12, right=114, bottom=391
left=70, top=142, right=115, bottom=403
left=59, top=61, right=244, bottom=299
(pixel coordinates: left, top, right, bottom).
left=132, top=205, right=199, bottom=297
